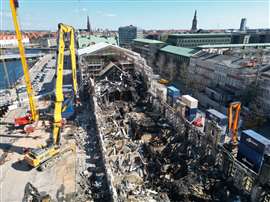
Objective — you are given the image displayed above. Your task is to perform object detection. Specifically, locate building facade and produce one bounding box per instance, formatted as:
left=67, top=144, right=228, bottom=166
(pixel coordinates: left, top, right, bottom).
left=240, top=18, right=247, bottom=31
left=155, top=45, right=198, bottom=80
left=118, top=25, right=143, bottom=48
left=132, top=38, right=165, bottom=67
left=0, top=34, right=30, bottom=48
left=186, top=47, right=270, bottom=116
left=166, top=33, right=232, bottom=48
left=231, top=29, right=270, bottom=44
left=40, top=38, right=57, bottom=47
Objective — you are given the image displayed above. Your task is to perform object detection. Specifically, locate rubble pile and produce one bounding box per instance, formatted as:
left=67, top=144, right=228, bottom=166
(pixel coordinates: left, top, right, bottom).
left=94, top=71, right=169, bottom=201
left=73, top=101, right=111, bottom=201
left=90, top=65, right=251, bottom=201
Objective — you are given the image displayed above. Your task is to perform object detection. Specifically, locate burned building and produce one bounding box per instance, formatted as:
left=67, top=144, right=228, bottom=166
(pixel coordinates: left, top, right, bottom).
left=78, top=42, right=270, bottom=202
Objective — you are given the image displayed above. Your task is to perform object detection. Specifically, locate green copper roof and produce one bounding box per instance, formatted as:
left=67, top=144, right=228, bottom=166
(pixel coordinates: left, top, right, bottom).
left=160, top=45, right=198, bottom=57
left=133, top=38, right=164, bottom=44
left=78, top=35, right=117, bottom=48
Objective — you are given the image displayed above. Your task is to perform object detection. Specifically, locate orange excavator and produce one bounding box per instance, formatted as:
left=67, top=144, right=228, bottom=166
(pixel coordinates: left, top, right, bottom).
left=227, top=101, right=241, bottom=145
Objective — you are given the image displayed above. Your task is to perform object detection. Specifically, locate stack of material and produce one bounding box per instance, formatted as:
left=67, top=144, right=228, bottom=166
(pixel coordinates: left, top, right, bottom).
left=150, top=79, right=167, bottom=102
left=181, top=95, right=198, bottom=122
left=237, top=129, right=270, bottom=173
left=205, top=109, right=228, bottom=144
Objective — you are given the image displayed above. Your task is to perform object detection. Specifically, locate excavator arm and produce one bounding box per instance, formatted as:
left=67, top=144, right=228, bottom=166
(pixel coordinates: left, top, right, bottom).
left=227, top=101, right=241, bottom=145
left=24, top=23, right=77, bottom=169
left=10, top=0, right=39, bottom=124
left=53, top=23, right=77, bottom=145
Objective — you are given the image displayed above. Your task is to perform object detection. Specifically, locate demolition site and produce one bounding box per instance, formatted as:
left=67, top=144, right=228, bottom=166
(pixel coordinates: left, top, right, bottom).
left=1, top=41, right=270, bottom=201
left=1, top=2, right=270, bottom=200
left=75, top=43, right=270, bottom=202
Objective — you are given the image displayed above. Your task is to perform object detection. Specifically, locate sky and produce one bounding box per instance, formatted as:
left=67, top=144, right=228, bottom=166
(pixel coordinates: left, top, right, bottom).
left=0, top=0, right=269, bottom=31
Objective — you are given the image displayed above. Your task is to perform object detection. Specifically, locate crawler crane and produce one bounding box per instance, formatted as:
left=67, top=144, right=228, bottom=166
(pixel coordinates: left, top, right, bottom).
left=10, top=0, right=39, bottom=131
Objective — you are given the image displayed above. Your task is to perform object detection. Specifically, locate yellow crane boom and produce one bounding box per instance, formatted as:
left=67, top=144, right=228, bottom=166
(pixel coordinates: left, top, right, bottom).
left=24, top=23, right=77, bottom=170
left=10, top=0, right=38, bottom=123
left=53, top=23, right=77, bottom=145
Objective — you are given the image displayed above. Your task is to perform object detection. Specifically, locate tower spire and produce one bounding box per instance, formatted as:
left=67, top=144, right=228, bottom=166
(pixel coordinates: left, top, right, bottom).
left=87, top=15, right=92, bottom=34
left=191, top=10, right=198, bottom=32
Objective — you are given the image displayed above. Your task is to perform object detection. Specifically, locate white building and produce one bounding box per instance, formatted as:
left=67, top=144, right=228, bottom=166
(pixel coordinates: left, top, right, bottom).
left=186, top=47, right=270, bottom=116
left=0, top=34, right=30, bottom=48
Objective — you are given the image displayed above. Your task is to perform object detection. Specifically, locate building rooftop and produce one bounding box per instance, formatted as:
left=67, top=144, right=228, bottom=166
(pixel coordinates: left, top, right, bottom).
left=198, top=43, right=270, bottom=49
left=77, top=42, right=111, bottom=56
left=160, top=45, right=198, bottom=57
left=77, top=42, right=138, bottom=57
left=194, top=48, right=270, bottom=70
left=169, top=33, right=232, bottom=37
left=77, top=35, right=117, bottom=48
left=133, top=38, right=164, bottom=44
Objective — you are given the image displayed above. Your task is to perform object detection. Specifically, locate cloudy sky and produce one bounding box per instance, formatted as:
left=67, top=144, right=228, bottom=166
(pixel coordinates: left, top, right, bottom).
left=1, top=0, right=269, bottom=31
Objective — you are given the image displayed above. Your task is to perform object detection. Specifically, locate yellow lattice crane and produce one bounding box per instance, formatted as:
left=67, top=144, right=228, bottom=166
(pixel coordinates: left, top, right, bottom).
left=10, top=0, right=39, bottom=129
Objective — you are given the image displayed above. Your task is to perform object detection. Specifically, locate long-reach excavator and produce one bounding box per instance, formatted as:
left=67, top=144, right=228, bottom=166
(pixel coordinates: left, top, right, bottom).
left=10, top=0, right=39, bottom=130
left=24, top=23, right=77, bottom=170
left=227, top=101, right=241, bottom=145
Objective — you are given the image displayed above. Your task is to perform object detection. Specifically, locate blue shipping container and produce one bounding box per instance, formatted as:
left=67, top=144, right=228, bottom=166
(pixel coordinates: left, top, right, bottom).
left=167, top=86, right=180, bottom=97
left=167, top=95, right=178, bottom=107
left=237, top=142, right=264, bottom=173
left=62, top=99, right=75, bottom=119
left=240, top=130, right=270, bottom=154
left=205, top=109, right=227, bottom=126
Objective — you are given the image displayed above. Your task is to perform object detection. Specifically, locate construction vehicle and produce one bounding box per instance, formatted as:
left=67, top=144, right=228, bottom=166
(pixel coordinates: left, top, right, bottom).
left=159, top=79, right=170, bottom=85
left=24, top=23, right=77, bottom=170
left=227, top=101, right=241, bottom=145
left=22, top=182, right=52, bottom=202
left=10, top=0, right=39, bottom=130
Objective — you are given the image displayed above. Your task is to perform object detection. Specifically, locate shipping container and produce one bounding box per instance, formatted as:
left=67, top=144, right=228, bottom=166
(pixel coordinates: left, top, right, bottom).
left=205, top=109, right=228, bottom=126
left=167, top=86, right=180, bottom=97
left=240, top=130, right=270, bottom=154
left=185, top=107, right=197, bottom=122
left=175, top=100, right=186, bottom=118
left=62, top=98, right=75, bottom=119
left=237, top=142, right=264, bottom=173
left=167, top=94, right=178, bottom=107
left=181, top=95, right=198, bottom=108
left=185, top=107, right=197, bottom=116
left=186, top=114, right=196, bottom=122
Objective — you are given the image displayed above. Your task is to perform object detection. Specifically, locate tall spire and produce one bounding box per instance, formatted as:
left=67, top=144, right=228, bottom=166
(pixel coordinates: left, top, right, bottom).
left=87, top=15, right=92, bottom=34
left=191, top=10, right=197, bottom=32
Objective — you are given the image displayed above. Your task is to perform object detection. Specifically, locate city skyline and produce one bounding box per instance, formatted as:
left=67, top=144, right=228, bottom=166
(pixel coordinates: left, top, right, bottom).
left=1, top=0, right=270, bottom=31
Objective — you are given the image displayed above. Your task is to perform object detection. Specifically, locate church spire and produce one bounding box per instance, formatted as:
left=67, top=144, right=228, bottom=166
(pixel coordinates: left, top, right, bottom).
left=191, top=10, right=197, bottom=32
